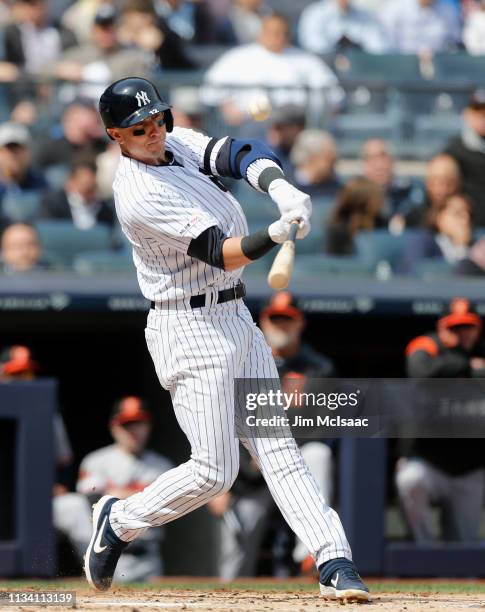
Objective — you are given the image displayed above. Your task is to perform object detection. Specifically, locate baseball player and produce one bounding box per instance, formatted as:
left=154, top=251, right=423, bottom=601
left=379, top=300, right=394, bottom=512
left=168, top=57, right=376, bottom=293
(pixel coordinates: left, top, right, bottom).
left=78, top=396, right=173, bottom=581
left=397, top=298, right=485, bottom=542
left=84, top=76, right=369, bottom=603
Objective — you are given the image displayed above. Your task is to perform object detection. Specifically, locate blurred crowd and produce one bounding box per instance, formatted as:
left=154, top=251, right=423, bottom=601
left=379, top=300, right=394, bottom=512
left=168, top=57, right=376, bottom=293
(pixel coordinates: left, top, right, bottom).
left=2, top=91, right=485, bottom=278
left=1, top=0, right=485, bottom=277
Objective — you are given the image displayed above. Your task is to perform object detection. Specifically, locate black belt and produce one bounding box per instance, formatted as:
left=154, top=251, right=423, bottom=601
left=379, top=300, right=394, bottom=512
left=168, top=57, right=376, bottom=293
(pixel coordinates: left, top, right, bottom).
left=151, top=282, right=246, bottom=310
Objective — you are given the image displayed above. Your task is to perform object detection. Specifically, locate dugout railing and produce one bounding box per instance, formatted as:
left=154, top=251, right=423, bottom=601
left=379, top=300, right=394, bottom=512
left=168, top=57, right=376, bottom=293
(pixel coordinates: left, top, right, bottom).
left=0, top=381, right=56, bottom=577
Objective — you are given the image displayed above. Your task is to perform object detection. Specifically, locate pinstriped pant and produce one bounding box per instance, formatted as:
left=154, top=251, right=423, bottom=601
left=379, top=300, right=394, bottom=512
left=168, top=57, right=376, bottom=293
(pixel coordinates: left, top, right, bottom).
left=109, top=299, right=352, bottom=567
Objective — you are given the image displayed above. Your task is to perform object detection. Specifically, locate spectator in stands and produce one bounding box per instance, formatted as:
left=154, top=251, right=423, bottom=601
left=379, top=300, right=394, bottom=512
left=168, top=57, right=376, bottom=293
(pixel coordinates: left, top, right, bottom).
left=397, top=298, right=485, bottom=541
left=119, top=0, right=196, bottom=70
left=399, top=194, right=474, bottom=274
left=0, top=122, right=48, bottom=226
left=202, top=13, right=342, bottom=125
left=298, top=0, right=389, bottom=55
left=0, top=222, right=47, bottom=273
left=32, top=99, right=106, bottom=170
left=209, top=293, right=335, bottom=579
left=455, top=237, right=485, bottom=276
left=464, top=0, right=485, bottom=54
left=53, top=5, right=152, bottom=102
left=4, top=0, right=76, bottom=77
left=381, top=0, right=461, bottom=55
left=227, top=0, right=269, bottom=44
left=0, top=345, right=40, bottom=382
left=155, top=0, right=225, bottom=44
left=326, top=177, right=386, bottom=255
left=170, top=87, right=205, bottom=130
left=77, top=396, right=173, bottom=582
left=290, top=129, right=341, bottom=200
left=444, top=89, right=485, bottom=227
left=361, top=138, right=424, bottom=219
left=39, top=160, right=115, bottom=230
left=399, top=154, right=461, bottom=230
left=265, top=105, right=306, bottom=179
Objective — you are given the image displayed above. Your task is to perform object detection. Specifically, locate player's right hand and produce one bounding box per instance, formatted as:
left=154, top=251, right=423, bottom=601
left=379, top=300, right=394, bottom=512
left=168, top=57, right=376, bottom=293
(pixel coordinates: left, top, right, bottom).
left=268, top=210, right=311, bottom=243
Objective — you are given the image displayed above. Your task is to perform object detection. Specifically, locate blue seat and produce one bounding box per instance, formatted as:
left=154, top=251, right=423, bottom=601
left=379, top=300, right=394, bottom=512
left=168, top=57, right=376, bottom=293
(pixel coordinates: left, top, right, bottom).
left=331, top=113, right=397, bottom=157
left=355, top=229, right=406, bottom=272
left=2, top=191, right=41, bottom=222
left=413, top=113, right=463, bottom=150
left=44, top=164, right=69, bottom=190
left=433, top=53, right=485, bottom=83
left=293, top=253, right=375, bottom=278
left=414, top=258, right=454, bottom=280
left=297, top=227, right=324, bottom=254
left=35, top=220, right=112, bottom=266
left=338, top=51, right=421, bottom=83
left=73, top=250, right=134, bottom=275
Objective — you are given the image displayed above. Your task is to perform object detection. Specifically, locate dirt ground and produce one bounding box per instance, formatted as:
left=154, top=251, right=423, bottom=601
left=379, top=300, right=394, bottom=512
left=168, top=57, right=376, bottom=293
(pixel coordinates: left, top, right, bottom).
left=2, top=586, right=484, bottom=612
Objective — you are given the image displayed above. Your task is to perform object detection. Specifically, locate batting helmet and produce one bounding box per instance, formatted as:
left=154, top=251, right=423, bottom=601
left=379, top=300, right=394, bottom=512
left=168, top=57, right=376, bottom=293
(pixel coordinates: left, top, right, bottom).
left=99, top=77, right=173, bottom=133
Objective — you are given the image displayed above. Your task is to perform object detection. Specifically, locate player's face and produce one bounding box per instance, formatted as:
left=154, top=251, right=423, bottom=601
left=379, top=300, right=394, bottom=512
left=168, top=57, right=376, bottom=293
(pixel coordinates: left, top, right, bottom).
left=261, top=314, right=304, bottom=350
left=111, top=421, right=151, bottom=454
left=450, top=325, right=480, bottom=351
left=108, top=113, right=167, bottom=164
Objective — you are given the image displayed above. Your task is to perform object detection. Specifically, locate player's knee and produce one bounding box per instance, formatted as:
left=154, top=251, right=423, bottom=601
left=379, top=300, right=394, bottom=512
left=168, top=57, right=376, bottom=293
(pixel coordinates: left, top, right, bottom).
left=195, top=461, right=239, bottom=498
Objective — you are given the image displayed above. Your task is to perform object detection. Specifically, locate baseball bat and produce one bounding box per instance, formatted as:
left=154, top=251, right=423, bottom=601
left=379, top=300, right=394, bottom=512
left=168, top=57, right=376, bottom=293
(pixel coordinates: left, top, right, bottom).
left=267, top=220, right=299, bottom=290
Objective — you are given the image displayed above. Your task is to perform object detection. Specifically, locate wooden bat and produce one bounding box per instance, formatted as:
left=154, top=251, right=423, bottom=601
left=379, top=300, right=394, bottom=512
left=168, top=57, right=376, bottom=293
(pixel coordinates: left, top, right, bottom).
left=267, top=220, right=299, bottom=290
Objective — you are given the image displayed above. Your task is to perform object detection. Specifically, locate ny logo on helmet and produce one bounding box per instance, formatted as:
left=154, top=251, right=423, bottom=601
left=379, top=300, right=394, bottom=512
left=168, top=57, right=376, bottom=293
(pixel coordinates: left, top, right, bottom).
left=135, top=91, right=151, bottom=107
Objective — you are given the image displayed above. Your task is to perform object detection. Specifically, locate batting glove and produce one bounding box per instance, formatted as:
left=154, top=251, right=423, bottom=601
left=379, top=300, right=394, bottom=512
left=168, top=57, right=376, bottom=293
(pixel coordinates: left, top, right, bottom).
left=268, top=210, right=311, bottom=244
left=268, top=179, right=312, bottom=219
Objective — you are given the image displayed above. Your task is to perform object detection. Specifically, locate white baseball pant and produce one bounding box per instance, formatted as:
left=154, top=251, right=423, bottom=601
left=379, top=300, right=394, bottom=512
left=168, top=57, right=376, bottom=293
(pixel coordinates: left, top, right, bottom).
left=109, top=299, right=352, bottom=567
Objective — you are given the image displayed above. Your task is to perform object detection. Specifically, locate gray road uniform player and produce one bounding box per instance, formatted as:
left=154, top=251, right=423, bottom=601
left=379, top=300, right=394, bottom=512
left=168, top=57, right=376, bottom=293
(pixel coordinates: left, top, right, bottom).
left=84, top=77, right=369, bottom=603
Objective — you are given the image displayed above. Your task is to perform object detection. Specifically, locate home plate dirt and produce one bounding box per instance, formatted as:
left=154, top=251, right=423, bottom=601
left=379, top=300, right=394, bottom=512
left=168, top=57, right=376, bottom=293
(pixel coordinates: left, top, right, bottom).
left=3, top=588, right=485, bottom=612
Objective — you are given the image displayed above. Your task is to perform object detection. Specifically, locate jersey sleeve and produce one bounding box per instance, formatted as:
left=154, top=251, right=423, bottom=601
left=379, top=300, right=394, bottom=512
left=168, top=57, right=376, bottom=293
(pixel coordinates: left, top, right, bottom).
left=124, top=181, right=219, bottom=255
left=170, top=127, right=212, bottom=170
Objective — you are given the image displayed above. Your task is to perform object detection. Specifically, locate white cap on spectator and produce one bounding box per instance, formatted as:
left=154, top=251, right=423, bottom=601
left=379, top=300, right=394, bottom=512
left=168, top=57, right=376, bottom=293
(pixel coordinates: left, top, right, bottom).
left=0, top=123, right=30, bottom=147
left=170, top=87, right=202, bottom=116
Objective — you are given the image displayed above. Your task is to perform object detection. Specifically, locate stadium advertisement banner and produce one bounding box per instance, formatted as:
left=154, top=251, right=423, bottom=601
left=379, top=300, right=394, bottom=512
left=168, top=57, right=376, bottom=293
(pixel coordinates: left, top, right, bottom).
left=234, top=378, right=485, bottom=438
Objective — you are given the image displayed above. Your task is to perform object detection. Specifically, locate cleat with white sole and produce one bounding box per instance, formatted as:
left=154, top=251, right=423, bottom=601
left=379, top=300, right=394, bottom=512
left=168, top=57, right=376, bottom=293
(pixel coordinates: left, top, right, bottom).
left=319, top=558, right=370, bottom=603
left=84, top=495, right=127, bottom=591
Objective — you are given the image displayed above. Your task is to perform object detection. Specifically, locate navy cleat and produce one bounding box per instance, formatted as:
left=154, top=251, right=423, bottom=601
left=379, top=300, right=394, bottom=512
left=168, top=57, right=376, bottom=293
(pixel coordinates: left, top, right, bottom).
left=319, top=557, right=370, bottom=603
left=84, top=495, right=128, bottom=591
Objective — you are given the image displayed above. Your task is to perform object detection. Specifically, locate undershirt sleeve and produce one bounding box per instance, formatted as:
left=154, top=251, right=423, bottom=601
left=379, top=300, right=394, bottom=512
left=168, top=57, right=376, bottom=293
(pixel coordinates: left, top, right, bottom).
left=187, top=225, right=227, bottom=269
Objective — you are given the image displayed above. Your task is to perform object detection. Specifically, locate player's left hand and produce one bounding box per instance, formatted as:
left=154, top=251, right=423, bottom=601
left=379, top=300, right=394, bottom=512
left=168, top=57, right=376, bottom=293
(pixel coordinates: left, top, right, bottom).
left=268, top=179, right=312, bottom=219
left=269, top=210, right=311, bottom=243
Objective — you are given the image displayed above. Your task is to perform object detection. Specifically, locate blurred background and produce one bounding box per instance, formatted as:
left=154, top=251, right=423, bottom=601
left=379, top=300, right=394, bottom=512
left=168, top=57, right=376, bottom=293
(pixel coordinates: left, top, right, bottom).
left=1, top=0, right=485, bottom=583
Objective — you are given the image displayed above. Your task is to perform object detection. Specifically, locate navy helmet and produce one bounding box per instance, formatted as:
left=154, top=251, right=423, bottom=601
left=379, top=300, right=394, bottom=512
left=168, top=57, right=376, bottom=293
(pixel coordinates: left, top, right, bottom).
left=99, top=77, right=173, bottom=133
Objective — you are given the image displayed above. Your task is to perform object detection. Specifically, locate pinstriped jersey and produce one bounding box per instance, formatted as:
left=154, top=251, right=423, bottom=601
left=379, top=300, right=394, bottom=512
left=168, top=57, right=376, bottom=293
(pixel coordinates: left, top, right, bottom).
left=113, top=127, right=248, bottom=303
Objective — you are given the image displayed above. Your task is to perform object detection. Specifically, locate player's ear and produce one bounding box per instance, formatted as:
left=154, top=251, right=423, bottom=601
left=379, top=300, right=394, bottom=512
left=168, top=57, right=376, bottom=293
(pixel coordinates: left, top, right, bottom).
left=107, top=128, right=121, bottom=143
